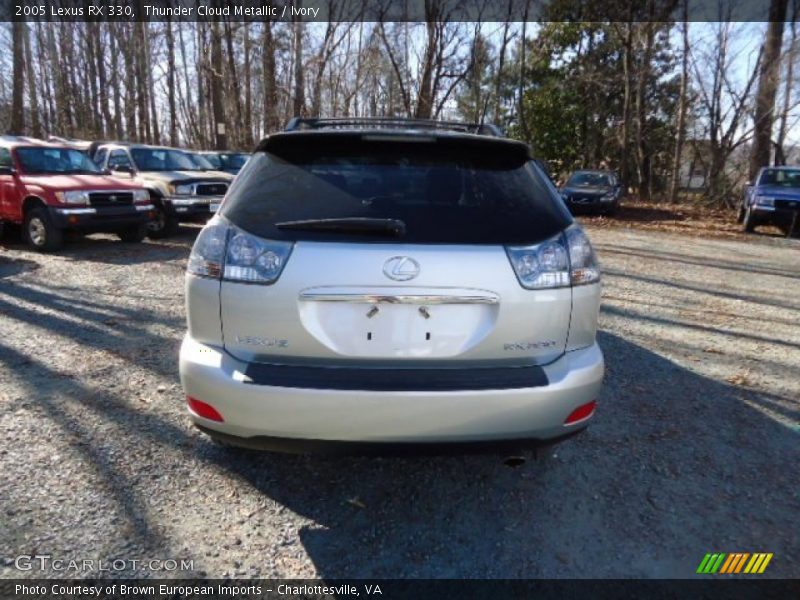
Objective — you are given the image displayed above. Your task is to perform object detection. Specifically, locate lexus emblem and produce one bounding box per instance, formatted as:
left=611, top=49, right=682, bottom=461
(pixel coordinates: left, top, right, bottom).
left=383, top=256, right=420, bottom=281
left=109, top=195, right=117, bottom=202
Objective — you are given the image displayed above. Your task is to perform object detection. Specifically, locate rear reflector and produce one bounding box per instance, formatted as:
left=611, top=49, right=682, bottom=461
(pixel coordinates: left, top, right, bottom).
left=187, top=396, right=224, bottom=422
left=564, top=400, right=596, bottom=425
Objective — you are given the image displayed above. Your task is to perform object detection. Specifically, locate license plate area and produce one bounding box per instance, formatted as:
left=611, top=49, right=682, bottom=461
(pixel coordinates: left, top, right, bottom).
left=298, top=287, right=500, bottom=358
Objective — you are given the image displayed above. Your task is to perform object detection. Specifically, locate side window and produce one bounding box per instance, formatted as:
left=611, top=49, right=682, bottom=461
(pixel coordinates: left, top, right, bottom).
left=94, top=148, right=108, bottom=166
left=108, top=149, right=132, bottom=169
left=0, top=147, right=12, bottom=169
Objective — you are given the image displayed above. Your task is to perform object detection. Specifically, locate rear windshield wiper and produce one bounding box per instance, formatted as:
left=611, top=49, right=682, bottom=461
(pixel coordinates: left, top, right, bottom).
left=275, top=217, right=406, bottom=237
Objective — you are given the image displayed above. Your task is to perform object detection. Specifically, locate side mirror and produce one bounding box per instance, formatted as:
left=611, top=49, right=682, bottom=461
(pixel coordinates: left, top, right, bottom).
left=0, top=166, right=15, bottom=176
left=112, top=165, right=133, bottom=175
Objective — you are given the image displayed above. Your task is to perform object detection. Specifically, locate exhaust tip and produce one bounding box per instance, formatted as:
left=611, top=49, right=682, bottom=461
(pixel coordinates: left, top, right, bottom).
left=503, top=455, right=526, bottom=468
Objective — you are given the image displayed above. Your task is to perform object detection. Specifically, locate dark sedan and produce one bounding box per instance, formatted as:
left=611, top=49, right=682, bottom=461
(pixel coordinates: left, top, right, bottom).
left=559, top=170, right=623, bottom=216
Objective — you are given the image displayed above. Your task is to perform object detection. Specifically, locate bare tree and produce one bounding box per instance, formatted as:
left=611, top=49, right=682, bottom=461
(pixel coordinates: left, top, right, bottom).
left=776, top=1, right=799, bottom=163
left=668, top=8, right=690, bottom=203
left=749, top=0, right=789, bottom=178
left=10, top=21, right=24, bottom=134
left=691, top=21, right=763, bottom=205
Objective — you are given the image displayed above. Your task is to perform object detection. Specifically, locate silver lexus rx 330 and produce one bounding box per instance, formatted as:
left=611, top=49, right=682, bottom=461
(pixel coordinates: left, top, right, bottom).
left=179, top=118, right=604, bottom=453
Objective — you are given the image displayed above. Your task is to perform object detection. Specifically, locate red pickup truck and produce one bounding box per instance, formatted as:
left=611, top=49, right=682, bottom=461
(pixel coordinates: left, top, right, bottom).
left=0, top=138, right=154, bottom=251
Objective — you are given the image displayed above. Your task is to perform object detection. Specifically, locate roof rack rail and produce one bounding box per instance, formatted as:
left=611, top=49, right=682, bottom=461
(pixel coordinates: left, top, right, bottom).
left=284, top=117, right=505, bottom=137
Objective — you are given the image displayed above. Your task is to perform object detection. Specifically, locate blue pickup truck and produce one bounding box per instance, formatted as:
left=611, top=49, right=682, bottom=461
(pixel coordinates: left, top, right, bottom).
left=739, top=166, right=800, bottom=237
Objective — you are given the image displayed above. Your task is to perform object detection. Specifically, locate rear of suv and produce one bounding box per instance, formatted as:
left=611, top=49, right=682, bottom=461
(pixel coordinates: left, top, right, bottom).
left=180, top=118, right=604, bottom=453
left=0, top=138, right=153, bottom=251
left=91, top=143, right=233, bottom=238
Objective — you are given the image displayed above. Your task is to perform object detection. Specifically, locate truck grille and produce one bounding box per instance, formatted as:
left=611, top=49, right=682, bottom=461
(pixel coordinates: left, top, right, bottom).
left=89, top=192, right=134, bottom=207
left=568, top=194, right=597, bottom=204
left=775, top=199, right=800, bottom=210
left=196, top=183, right=228, bottom=196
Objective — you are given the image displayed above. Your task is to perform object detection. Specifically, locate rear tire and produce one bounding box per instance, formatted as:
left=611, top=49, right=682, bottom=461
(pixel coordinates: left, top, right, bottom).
left=117, top=224, right=147, bottom=243
left=24, top=207, right=63, bottom=252
left=146, top=203, right=179, bottom=239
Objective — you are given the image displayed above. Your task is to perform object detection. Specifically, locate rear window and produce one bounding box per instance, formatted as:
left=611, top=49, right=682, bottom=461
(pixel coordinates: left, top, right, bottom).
left=221, top=135, right=572, bottom=245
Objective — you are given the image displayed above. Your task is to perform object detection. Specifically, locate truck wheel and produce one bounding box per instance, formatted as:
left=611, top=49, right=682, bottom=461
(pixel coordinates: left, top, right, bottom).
left=24, top=207, right=64, bottom=252
left=117, top=224, right=147, bottom=243
left=742, top=205, right=758, bottom=233
left=146, top=204, right=179, bottom=239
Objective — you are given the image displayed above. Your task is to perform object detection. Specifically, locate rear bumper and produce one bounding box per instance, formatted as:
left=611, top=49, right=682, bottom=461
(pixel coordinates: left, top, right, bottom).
left=48, top=204, right=153, bottom=231
left=179, top=336, right=604, bottom=448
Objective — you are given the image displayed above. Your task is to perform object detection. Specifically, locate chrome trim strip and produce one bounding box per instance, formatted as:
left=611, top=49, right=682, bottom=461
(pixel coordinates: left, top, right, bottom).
left=55, top=208, right=96, bottom=215
left=299, top=292, right=500, bottom=305
left=87, top=189, right=138, bottom=195
left=168, top=196, right=223, bottom=206
left=135, top=204, right=155, bottom=211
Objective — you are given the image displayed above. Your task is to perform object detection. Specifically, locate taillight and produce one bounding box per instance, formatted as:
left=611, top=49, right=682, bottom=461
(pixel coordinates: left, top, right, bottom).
left=564, top=225, right=600, bottom=285
left=564, top=400, right=596, bottom=425
left=187, top=396, right=224, bottom=422
left=506, top=224, right=600, bottom=289
left=187, top=217, right=292, bottom=284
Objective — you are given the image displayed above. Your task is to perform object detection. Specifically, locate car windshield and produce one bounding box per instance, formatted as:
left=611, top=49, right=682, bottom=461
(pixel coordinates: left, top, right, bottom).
left=130, top=148, right=200, bottom=171
left=222, top=153, right=250, bottom=169
left=759, top=169, right=800, bottom=188
left=567, top=172, right=612, bottom=187
left=16, top=147, right=102, bottom=175
left=221, top=135, right=572, bottom=245
left=200, top=153, right=223, bottom=169
left=189, top=153, right=216, bottom=170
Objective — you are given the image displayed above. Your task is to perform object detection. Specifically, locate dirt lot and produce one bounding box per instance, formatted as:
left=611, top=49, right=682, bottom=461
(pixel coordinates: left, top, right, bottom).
left=0, top=219, right=798, bottom=579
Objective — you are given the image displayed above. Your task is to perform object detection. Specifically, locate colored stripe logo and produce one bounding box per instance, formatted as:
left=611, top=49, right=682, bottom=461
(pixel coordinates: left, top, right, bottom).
left=697, top=553, right=773, bottom=574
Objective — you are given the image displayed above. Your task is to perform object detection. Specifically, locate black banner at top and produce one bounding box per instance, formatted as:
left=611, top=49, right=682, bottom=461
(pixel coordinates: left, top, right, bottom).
left=0, top=0, right=782, bottom=23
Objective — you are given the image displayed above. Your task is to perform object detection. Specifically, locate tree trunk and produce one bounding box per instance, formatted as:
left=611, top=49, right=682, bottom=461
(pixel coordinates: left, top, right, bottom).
left=293, top=20, right=306, bottom=117
left=749, top=0, right=789, bottom=179
left=518, top=1, right=530, bottom=139
left=224, top=19, right=244, bottom=147
left=166, top=19, right=179, bottom=146
left=669, top=11, right=690, bottom=203
left=619, top=22, right=634, bottom=192
left=11, top=21, right=25, bottom=135
left=776, top=13, right=798, bottom=164
left=94, top=23, right=112, bottom=138
left=243, top=22, right=253, bottom=146
left=262, top=21, right=280, bottom=133
left=635, top=21, right=656, bottom=201
left=415, top=19, right=438, bottom=119
left=211, top=21, right=227, bottom=150
left=22, top=23, right=41, bottom=138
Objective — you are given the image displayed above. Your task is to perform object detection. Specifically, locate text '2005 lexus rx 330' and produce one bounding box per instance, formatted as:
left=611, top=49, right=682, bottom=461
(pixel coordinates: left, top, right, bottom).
left=180, top=118, right=604, bottom=454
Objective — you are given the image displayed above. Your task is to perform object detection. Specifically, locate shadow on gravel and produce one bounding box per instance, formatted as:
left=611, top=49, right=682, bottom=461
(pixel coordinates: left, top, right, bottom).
left=197, top=331, right=799, bottom=578
left=0, top=226, right=197, bottom=266
left=603, top=267, right=800, bottom=313
left=594, top=244, right=800, bottom=281
left=1, top=276, right=798, bottom=577
left=0, top=256, right=39, bottom=278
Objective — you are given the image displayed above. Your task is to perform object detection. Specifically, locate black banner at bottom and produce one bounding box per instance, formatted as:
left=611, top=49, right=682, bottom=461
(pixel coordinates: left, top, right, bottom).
left=1, top=579, right=799, bottom=600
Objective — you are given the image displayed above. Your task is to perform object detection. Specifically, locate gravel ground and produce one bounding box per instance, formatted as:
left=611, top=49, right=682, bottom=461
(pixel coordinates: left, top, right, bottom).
left=0, top=222, right=798, bottom=579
